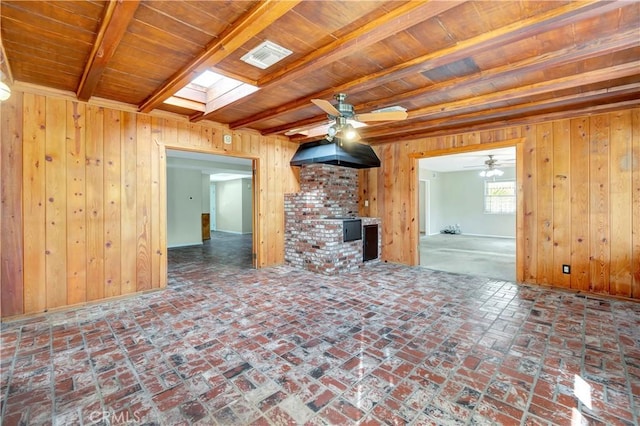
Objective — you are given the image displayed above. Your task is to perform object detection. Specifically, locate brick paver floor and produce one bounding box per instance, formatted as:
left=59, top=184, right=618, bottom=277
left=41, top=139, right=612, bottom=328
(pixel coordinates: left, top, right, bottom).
left=1, top=247, right=639, bottom=425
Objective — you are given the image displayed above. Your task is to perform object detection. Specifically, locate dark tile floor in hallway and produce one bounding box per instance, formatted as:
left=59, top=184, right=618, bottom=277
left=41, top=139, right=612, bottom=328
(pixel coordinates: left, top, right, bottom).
left=1, top=237, right=639, bottom=425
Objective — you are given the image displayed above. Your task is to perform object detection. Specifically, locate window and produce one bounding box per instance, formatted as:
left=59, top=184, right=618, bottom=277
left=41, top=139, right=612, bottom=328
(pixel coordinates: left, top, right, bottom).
left=484, top=180, right=516, bottom=214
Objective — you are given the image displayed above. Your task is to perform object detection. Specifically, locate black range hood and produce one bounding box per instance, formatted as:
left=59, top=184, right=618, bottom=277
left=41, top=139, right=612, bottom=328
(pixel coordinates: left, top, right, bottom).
left=290, top=139, right=380, bottom=169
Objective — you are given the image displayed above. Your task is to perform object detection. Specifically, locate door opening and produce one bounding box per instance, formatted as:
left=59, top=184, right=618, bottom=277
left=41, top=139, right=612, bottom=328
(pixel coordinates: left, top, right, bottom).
left=165, top=149, right=256, bottom=271
left=416, top=143, right=521, bottom=282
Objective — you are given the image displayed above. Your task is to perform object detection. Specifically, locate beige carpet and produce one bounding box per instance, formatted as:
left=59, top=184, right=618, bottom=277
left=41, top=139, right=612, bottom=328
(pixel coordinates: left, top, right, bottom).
left=419, top=234, right=515, bottom=281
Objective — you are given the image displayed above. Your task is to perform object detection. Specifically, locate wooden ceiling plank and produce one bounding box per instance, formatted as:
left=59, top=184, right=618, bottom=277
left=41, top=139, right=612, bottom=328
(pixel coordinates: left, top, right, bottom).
left=256, top=1, right=463, bottom=88
left=358, top=82, right=640, bottom=141
left=356, top=27, right=640, bottom=113
left=201, top=1, right=461, bottom=125
left=241, top=0, right=621, bottom=131
left=300, top=26, right=639, bottom=135
left=138, top=0, right=301, bottom=114
left=407, top=61, right=640, bottom=119
left=275, top=59, right=639, bottom=138
left=77, top=0, right=141, bottom=101
left=369, top=98, right=640, bottom=144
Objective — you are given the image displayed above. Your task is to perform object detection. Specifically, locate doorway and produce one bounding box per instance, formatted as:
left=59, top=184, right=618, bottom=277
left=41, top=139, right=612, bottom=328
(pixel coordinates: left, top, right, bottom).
left=165, top=149, right=255, bottom=271
left=417, top=144, right=520, bottom=282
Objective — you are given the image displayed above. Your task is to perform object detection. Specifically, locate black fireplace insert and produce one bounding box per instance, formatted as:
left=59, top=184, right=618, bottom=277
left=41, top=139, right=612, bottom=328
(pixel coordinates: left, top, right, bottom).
left=342, top=219, right=362, bottom=242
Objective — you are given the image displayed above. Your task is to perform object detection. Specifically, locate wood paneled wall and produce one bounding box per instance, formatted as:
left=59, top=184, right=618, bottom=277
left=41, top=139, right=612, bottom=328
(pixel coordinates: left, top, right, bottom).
left=360, top=108, right=640, bottom=300
left=0, top=91, right=299, bottom=318
left=2, top=91, right=638, bottom=318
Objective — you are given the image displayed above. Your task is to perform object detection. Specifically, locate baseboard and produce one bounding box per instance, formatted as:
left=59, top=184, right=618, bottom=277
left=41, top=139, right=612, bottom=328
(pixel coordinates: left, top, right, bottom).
left=460, top=233, right=515, bottom=239
left=168, top=242, right=203, bottom=249
left=214, top=230, right=253, bottom=235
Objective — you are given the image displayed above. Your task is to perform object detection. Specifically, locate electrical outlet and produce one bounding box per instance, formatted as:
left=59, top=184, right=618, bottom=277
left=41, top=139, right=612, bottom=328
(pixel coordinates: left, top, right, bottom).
left=562, top=264, right=570, bottom=274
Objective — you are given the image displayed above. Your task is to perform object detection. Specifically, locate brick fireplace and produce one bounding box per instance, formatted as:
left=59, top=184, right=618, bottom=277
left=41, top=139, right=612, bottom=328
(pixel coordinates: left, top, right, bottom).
left=285, top=163, right=381, bottom=275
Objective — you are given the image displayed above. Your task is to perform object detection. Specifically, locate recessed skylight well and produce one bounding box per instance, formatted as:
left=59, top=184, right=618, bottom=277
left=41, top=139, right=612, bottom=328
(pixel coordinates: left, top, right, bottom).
left=167, top=69, right=259, bottom=114
left=241, top=40, right=292, bottom=69
left=191, top=70, right=222, bottom=88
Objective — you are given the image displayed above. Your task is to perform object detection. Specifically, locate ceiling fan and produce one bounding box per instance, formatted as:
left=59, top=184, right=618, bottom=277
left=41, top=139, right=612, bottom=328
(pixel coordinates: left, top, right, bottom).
left=286, top=93, right=408, bottom=142
left=469, top=155, right=514, bottom=177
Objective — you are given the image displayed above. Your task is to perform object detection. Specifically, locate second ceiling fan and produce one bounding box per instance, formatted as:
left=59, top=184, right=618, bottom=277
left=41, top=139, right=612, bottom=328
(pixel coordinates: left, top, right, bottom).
left=287, top=93, right=408, bottom=141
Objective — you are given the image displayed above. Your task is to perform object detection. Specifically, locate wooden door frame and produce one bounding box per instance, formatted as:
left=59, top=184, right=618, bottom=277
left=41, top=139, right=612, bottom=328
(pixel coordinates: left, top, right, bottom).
left=409, top=138, right=524, bottom=282
left=157, top=145, right=260, bottom=273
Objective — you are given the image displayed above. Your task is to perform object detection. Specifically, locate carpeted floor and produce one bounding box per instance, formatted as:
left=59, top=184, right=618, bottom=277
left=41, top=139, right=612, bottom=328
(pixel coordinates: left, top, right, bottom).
left=420, top=234, right=516, bottom=282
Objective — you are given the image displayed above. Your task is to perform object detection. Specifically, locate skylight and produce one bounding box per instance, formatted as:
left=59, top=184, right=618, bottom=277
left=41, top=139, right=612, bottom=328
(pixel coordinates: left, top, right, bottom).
left=165, top=70, right=258, bottom=114
left=190, top=70, right=222, bottom=88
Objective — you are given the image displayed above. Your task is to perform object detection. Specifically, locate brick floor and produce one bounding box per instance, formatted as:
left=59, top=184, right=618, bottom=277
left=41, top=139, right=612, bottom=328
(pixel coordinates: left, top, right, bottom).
left=1, top=242, right=639, bottom=425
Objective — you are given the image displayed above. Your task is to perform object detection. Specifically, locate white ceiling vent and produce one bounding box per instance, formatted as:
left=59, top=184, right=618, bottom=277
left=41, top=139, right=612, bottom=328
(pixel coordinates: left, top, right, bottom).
left=241, top=40, right=292, bottom=69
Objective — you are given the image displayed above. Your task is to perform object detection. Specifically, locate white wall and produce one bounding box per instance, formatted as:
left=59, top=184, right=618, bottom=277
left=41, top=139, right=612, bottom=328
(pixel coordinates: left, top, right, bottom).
left=440, top=168, right=516, bottom=237
left=215, top=178, right=253, bottom=234
left=167, top=168, right=203, bottom=247
left=419, top=168, right=445, bottom=235
left=210, top=183, right=217, bottom=231
left=201, top=174, right=210, bottom=213
left=216, top=179, right=243, bottom=233
left=419, top=180, right=426, bottom=233
left=419, top=167, right=516, bottom=237
left=242, top=178, right=253, bottom=233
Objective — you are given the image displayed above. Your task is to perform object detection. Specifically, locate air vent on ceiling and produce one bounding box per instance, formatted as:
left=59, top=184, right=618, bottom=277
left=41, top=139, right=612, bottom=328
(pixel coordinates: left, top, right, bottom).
left=241, top=40, right=292, bottom=69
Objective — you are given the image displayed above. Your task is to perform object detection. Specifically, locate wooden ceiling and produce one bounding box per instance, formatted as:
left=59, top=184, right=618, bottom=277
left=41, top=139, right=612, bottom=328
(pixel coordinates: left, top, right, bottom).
left=1, top=0, right=639, bottom=145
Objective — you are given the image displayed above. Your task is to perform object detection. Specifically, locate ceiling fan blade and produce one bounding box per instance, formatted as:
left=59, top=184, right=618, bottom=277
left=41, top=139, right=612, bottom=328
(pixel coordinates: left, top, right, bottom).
left=284, top=120, right=332, bottom=136
left=311, top=99, right=340, bottom=116
left=356, top=110, right=408, bottom=122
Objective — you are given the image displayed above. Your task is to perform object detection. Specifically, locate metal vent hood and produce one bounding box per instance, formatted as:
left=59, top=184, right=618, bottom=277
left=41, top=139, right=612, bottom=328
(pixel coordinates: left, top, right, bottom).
left=290, top=139, right=380, bottom=169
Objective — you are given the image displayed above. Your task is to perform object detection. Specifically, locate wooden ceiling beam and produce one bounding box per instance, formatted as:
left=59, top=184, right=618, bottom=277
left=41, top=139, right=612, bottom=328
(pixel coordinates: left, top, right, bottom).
left=369, top=98, right=640, bottom=144
left=357, top=82, right=640, bottom=142
left=244, top=0, right=622, bottom=132
left=198, top=1, right=461, bottom=124
left=138, top=0, right=300, bottom=113
left=406, top=61, right=640, bottom=120
left=278, top=26, right=639, bottom=138
left=262, top=39, right=640, bottom=135
left=272, top=53, right=639, bottom=138
left=256, top=1, right=463, bottom=88
left=77, top=0, right=140, bottom=101
left=356, top=28, right=640, bottom=112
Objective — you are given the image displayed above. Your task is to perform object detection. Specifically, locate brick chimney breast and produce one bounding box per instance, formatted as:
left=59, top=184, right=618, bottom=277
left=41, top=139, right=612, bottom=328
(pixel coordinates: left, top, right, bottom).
left=285, top=163, right=380, bottom=275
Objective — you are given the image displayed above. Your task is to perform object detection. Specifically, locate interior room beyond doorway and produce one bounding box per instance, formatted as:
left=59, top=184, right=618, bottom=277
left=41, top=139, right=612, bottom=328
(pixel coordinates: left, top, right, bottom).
left=418, top=146, right=517, bottom=281
left=166, top=149, right=254, bottom=270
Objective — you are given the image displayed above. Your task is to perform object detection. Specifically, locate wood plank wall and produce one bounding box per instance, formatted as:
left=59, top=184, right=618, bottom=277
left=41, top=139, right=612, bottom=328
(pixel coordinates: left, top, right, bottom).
left=360, top=108, right=640, bottom=300
left=0, top=91, right=299, bottom=318
left=1, top=92, right=638, bottom=317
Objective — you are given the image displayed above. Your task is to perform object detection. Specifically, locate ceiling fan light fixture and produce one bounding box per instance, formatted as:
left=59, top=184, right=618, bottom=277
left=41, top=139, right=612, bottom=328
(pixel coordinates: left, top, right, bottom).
left=0, top=81, right=10, bottom=101
left=479, top=168, right=504, bottom=178
left=343, top=123, right=357, bottom=140
left=325, top=124, right=338, bottom=141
